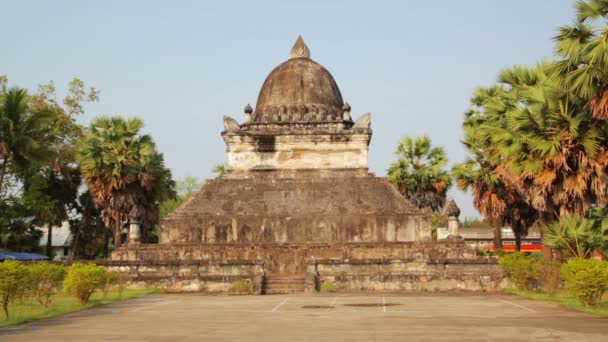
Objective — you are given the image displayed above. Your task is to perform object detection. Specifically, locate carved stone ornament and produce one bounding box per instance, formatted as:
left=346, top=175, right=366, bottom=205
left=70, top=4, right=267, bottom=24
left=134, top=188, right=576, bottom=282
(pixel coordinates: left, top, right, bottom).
left=223, top=116, right=241, bottom=132
left=290, top=35, right=310, bottom=59
left=353, top=113, right=371, bottom=129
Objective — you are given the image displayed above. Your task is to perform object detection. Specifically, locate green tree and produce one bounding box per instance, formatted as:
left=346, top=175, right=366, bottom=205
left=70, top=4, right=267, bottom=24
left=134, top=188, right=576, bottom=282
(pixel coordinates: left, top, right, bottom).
left=160, top=176, right=200, bottom=218
left=77, top=117, right=174, bottom=248
left=551, top=0, right=608, bottom=120
left=0, top=260, right=30, bottom=319
left=544, top=214, right=608, bottom=259
left=387, top=136, right=452, bottom=213
left=0, top=87, right=55, bottom=196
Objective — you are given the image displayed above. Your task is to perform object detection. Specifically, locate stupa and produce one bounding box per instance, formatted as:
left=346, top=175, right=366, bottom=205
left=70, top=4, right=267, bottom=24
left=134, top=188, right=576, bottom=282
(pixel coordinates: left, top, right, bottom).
left=113, top=37, right=504, bottom=294
left=160, top=36, right=430, bottom=266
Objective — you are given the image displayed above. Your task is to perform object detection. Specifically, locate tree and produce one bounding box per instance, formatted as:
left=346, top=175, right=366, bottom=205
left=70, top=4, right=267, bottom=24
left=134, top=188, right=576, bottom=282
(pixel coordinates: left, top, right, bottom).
left=0, top=260, right=30, bottom=319
left=0, top=88, right=55, bottom=196
left=212, top=164, right=226, bottom=175
left=77, top=117, right=174, bottom=248
left=387, top=136, right=452, bottom=213
left=160, top=176, right=201, bottom=218
left=544, top=214, right=608, bottom=259
left=551, top=0, right=608, bottom=120
left=453, top=87, right=538, bottom=251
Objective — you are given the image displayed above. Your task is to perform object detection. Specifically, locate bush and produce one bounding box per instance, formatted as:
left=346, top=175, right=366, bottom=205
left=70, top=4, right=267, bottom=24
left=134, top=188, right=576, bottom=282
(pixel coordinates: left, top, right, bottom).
left=561, top=259, right=608, bottom=306
left=28, top=263, right=66, bottom=307
left=106, top=271, right=130, bottom=298
left=0, top=260, right=30, bottom=319
left=536, top=260, right=562, bottom=295
left=319, top=282, right=336, bottom=293
left=499, top=252, right=538, bottom=291
left=232, top=279, right=253, bottom=294
left=63, top=263, right=108, bottom=304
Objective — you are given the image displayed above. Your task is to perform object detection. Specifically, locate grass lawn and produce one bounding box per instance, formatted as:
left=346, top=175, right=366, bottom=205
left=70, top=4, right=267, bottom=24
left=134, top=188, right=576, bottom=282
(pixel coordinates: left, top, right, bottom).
left=505, top=288, right=608, bottom=317
left=0, top=288, right=157, bottom=328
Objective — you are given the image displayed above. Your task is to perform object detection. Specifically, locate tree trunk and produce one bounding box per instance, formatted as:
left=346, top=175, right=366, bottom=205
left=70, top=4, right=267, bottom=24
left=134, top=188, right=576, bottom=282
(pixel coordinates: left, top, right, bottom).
left=3, top=295, right=9, bottom=319
left=114, top=221, right=121, bottom=249
left=0, top=160, right=8, bottom=196
left=515, top=232, right=521, bottom=252
left=493, top=225, right=503, bottom=251
left=103, top=233, right=110, bottom=258
left=46, top=224, right=53, bottom=259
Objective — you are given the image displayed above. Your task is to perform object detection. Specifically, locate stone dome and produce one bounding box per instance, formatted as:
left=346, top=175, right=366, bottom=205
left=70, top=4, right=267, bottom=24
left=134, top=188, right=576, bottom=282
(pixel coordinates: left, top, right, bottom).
left=252, top=37, right=345, bottom=124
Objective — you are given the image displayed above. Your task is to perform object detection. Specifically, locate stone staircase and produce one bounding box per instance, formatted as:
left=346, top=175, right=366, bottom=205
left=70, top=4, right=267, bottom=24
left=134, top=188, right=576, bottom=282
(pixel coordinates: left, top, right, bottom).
left=263, top=274, right=306, bottom=294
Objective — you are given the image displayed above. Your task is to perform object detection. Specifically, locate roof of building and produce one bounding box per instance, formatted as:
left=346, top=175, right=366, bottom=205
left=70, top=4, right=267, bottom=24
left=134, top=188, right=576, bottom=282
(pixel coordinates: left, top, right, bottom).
left=0, top=252, right=48, bottom=261
left=252, top=36, right=345, bottom=124
left=39, top=221, right=73, bottom=247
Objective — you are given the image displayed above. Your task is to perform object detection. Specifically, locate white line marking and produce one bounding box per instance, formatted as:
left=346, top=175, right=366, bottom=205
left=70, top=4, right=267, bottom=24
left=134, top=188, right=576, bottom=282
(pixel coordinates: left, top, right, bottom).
left=383, top=297, right=386, bottom=313
left=497, top=298, right=537, bottom=313
left=271, top=298, right=289, bottom=312
left=330, top=297, right=338, bottom=306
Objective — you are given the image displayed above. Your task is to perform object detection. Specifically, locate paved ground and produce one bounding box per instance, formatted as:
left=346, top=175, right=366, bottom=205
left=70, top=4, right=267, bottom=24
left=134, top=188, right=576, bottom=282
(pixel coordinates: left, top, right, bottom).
left=1, top=293, right=607, bottom=341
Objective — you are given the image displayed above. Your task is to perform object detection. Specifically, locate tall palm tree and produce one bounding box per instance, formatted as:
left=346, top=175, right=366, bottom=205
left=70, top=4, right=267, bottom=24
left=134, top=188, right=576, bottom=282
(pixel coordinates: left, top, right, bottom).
left=0, top=88, right=55, bottom=195
left=387, top=136, right=452, bottom=213
left=77, top=117, right=172, bottom=248
left=551, top=0, right=608, bottom=120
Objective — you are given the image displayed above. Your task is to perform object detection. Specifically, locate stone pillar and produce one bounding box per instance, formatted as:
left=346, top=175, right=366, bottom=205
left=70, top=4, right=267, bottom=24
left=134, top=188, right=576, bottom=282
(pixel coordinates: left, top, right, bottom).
left=445, top=200, right=463, bottom=241
left=128, top=204, right=143, bottom=245
left=129, top=222, right=141, bottom=245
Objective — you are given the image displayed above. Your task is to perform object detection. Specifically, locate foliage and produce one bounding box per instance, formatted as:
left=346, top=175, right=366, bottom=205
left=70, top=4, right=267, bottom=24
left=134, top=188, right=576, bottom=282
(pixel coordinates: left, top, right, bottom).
left=499, top=252, right=539, bottom=291
left=212, top=164, right=226, bottom=175
left=0, top=260, right=30, bottom=319
left=504, top=288, right=608, bottom=317
left=160, top=176, right=201, bottom=218
left=28, top=263, right=66, bottom=307
left=232, top=279, right=253, bottom=294
left=536, top=260, right=562, bottom=295
left=544, top=214, right=608, bottom=259
left=0, top=87, right=56, bottom=197
left=319, top=282, right=337, bottom=292
left=561, top=259, right=608, bottom=306
left=388, top=135, right=452, bottom=212
left=108, top=271, right=130, bottom=298
left=63, top=263, right=108, bottom=304
left=77, top=117, right=175, bottom=247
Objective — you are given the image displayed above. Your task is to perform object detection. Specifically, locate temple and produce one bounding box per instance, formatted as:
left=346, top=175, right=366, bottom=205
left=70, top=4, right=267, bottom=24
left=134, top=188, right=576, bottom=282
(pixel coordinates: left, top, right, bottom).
left=112, top=37, right=505, bottom=294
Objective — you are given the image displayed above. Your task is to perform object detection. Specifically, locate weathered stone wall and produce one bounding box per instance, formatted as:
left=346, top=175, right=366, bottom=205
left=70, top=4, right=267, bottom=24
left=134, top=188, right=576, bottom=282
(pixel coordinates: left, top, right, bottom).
left=108, top=242, right=508, bottom=292
left=307, top=258, right=508, bottom=292
left=161, top=174, right=431, bottom=245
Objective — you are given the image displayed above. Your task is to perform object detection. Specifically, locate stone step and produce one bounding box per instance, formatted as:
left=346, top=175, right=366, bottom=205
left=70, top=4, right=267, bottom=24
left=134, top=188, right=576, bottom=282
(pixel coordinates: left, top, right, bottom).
left=264, top=274, right=305, bottom=294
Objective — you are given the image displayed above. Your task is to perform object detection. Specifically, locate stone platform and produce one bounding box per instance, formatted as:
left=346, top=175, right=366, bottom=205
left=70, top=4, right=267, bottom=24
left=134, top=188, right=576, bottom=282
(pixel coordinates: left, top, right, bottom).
left=110, top=242, right=508, bottom=293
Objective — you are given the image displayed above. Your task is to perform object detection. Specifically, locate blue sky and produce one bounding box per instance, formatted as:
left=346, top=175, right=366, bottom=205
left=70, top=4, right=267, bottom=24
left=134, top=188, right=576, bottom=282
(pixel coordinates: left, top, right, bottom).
left=2, top=0, right=574, bottom=218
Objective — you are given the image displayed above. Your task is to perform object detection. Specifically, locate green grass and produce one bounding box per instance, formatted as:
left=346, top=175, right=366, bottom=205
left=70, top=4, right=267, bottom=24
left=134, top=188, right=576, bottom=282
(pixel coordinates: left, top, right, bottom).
left=0, top=288, right=157, bottom=328
left=504, top=288, right=608, bottom=317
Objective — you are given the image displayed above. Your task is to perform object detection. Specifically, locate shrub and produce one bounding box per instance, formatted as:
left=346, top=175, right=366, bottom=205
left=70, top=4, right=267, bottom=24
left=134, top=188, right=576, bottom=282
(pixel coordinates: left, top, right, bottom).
left=64, top=263, right=108, bottom=304
left=107, top=271, right=130, bottom=298
left=319, top=282, right=337, bottom=293
left=0, top=260, right=30, bottom=319
left=28, top=263, right=66, bottom=307
left=499, top=252, right=538, bottom=291
left=535, top=260, right=562, bottom=295
left=232, top=279, right=253, bottom=294
left=561, top=259, right=608, bottom=306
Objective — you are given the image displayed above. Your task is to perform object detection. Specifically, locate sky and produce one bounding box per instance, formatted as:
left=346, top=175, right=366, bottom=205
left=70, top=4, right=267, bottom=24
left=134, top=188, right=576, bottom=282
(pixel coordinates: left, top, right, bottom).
left=2, top=0, right=574, bottom=218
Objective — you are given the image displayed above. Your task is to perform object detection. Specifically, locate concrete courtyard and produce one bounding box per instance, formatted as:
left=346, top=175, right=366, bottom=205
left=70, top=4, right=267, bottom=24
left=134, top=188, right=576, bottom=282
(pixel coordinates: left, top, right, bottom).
left=1, top=293, right=607, bottom=341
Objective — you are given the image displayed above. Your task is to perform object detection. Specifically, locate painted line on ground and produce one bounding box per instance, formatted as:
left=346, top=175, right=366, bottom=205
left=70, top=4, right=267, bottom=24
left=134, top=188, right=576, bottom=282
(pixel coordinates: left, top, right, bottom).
left=383, top=297, right=386, bottom=313
left=271, top=298, right=289, bottom=312
left=496, top=298, right=537, bottom=313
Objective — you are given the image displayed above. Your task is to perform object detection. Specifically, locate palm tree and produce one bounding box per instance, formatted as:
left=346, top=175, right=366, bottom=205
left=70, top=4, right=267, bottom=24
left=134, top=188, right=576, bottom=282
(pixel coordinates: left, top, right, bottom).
left=387, top=136, right=452, bottom=213
left=77, top=117, right=172, bottom=248
left=0, top=88, right=55, bottom=195
left=551, top=0, right=608, bottom=120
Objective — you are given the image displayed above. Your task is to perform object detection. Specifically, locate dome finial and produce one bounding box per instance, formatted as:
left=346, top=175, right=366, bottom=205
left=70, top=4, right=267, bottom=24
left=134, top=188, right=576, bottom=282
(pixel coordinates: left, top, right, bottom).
left=290, top=35, right=310, bottom=59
